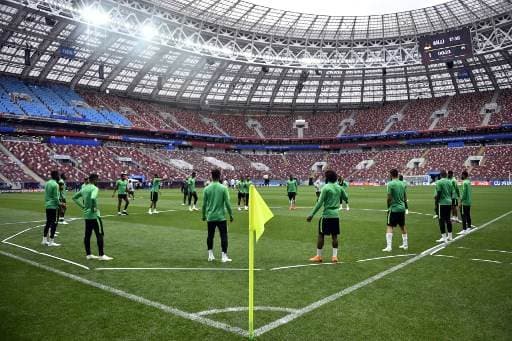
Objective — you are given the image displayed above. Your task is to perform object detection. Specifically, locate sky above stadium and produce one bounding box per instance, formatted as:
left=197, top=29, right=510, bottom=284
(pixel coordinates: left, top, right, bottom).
left=248, top=0, right=449, bottom=16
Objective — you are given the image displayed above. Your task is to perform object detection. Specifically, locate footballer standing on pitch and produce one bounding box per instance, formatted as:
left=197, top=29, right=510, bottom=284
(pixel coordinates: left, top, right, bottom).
left=435, top=170, right=454, bottom=243
left=148, top=174, right=161, bottom=215
left=202, top=168, right=234, bottom=263
left=382, top=169, right=408, bottom=252
left=42, top=170, right=60, bottom=246
left=72, top=173, right=112, bottom=260
left=458, top=170, right=472, bottom=234
left=307, top=170, right=347, bottom=263
left=112, top=173, right=129, bottom=215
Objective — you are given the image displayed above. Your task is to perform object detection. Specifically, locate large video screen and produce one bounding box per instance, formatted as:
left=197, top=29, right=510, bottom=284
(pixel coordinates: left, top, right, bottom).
left=418, top=28, right=473, bottom=64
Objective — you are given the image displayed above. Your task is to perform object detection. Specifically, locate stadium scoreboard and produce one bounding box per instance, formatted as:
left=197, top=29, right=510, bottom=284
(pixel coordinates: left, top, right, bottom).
left=419, top=28, right=473, bottom=64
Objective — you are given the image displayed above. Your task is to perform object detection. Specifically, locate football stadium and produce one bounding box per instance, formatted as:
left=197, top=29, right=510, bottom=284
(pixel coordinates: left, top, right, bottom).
left=1, top=0, right=512, bottom=339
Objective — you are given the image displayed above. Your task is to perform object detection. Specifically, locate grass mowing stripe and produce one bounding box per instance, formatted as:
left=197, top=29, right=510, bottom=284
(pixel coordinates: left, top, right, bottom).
left=253, top=209, right=512, bottom=337
left=0, top=251, right=249, bottom=338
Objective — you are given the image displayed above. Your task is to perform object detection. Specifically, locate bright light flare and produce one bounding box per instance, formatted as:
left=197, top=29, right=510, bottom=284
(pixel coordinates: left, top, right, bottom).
left=81, top=5, right=110, bottom=26
left=141, top=24, right=158, bottom=41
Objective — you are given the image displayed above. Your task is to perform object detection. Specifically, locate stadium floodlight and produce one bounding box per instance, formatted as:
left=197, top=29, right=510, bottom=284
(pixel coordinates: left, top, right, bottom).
left=80, top=5, right=110, bottom=26
left=141, top=23, right=157, bottom=41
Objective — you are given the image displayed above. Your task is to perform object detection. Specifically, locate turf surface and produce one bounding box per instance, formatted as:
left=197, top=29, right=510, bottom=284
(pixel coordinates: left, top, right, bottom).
left=0, top=185, right=511, bottom=340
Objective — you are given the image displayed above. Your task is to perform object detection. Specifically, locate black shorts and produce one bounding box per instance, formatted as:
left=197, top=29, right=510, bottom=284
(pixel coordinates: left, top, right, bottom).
left=387, top=211, right=405, bottom=227
left=318, top=217, right=340, bottom=235
left=150, top=192, right=158, bottom=202
left=439, top=205, right=452, bottom=221
left=238, top=192, right=245, bottom=200
left=118, top=194, right=128, bottom=200
left=452, top=199, right=458, bottom=206
left=288, top=192, right=296, bottom=200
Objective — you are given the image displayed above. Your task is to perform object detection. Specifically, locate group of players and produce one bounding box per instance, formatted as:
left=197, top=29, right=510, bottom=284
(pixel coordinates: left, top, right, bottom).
left=41, top=165, right=472, bottom=264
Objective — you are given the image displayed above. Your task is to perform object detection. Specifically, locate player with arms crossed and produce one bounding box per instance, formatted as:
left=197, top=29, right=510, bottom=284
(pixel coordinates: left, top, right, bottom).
left=112, top=173, right=130, bottom=215
left=435, top=170, right=455, bottom=243
left=307, top=170, right=347, bottom=263
left=287, top=175, right=298, bottom=210
left=383, top=169, right=408, bottom=252
left=72, top=173, right=113, bottom=260
left=202, top=168, right=234, bottom=262
left=148, top=174, right=161, bottom=215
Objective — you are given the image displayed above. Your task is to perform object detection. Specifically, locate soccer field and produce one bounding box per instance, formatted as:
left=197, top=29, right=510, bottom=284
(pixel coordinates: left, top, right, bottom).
left=1, top=186, right=511, bottom=340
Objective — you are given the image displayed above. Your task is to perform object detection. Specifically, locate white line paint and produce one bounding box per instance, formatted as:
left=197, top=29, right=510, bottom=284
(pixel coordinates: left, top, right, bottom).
left=2, top=241, right=40, bottom=254
left=485, top=249, right=512, bottom=254
left=471, top=258, right=502, bottom=264
left=254, top=209, right=512, bottom=337
left=270, top=263, right=335, bottom=271
left=357, top=254, right=416, bottom=262
left=95, top=267, right=262, bottom=271
left=196, top=306, right=298, bottom=316
left=0, top=251, right=249, bottom=338
left=2, top=224, right=43, bottom=242
left=39, top=252, right=90, bottom=270
left=433, top=254, right=457, bottom=259
left=0, top=219, right=47, bottom=226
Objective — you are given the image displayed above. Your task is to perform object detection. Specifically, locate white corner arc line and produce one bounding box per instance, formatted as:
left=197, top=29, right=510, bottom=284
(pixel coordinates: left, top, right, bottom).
left=39, top=252, right=90, bottom=270
left=2, top=241, right=40, bottom=254
left=95, top=267, right=263, bottom=271
left=196, top=306, right=299, bottom=316
left=253, top=209, right=512, bottom=337
left=0, top=251, right=249, bottom=338
left=357, top=254, right=416, bottom=262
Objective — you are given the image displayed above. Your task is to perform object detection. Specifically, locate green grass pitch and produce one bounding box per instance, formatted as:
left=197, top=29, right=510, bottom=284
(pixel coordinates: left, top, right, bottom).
left=1, top=185, right=511, bottom=340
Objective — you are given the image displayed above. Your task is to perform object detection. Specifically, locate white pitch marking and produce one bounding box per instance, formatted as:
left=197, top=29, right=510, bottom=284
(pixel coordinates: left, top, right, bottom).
left=0, top=251, right=249, bottom=337
left=196, top=306, right=299, bottom=316
left=471, top=258, right=502, bottom=264
left=485, top=249, right=512, bottom=254
left=2, top=224, right=43, bottom=242
left=357, top=254, right=416, bottom=262
left=270, top=263, right=335, bottom=271
left=0, top=219, right=47, bottom=226
left=254, top=209, right=512, bottom=337
left=95, top=267, right=263, bottom=271
left=433, top=254, right=457, bottom=259
left=2, top=241, right=40, bottom=254
left=39, top=252, right=90, bottom=270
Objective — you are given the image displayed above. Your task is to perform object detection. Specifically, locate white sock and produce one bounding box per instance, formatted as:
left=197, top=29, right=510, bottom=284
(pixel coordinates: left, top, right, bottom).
left=402, top=234, right=408, bottom=247
left=332, top=248, right=338, bottom=257
left=208, top=250, right=213, bottom=257
left=442, top=233, right=448, bottom=241
left=317, top=249, right=323, bottom=257
left=222, top=252, right=228, bottom=259
left=448, top=232, right=453, bottom=239
left=386, top=232, right=393, bottom=248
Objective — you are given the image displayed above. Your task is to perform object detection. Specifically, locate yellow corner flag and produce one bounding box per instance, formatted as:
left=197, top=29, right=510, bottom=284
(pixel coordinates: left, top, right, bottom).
left=248, top=185, right=273, bottom=339
left=249, top=185, right=274, bottom=241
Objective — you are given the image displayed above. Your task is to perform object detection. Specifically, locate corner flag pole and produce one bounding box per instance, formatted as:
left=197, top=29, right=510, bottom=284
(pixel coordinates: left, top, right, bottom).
left=248, top=228, right=255, bottom=340
left=248, top=185, right=273, bottom=340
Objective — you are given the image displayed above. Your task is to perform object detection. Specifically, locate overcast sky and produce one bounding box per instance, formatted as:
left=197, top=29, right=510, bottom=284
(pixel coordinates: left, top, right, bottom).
left=248, top=0, right=449, bottom=16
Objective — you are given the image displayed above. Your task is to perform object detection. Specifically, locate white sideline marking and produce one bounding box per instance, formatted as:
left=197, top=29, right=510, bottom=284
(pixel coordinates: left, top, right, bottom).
left=0, top=251, right=249, bottom=338
left=196, top=306, right=298, bottom=316
left=0, top=219, right=46, bottom=226
left=96, top=267, right=262, bottom=271
left=471, top=258, right=502, bottom=264
left=253, top=209, right=512, bottom=337
left=270, top=263, right=335, bottom=271
left=2, top=224, right=43, bottom=242
left=486, top=249, right=512, bottom=254
left=3, top=241, right=40, bottom=254
left=357, top=254, right=416, bottom=262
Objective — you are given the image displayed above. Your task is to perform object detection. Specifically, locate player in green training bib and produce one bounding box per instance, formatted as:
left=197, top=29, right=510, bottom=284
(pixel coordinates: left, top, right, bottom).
left=435, top=170, right=455, bottom=243
left=337, top=176, right=350, bottom=211
left=187, top=172, right=199, bottom=211
left=383, top=169, right=408, bottom=252
left=237, top=177, right=248, bottom=211
left=307, top=170, right=348, bottom=263
left=458, top=170, right=472, bottom=234
left=72, top=173, right=113, bottom=261
left=202, top=168, right=234, bottom=262
left=112, top=173, right=130, bottom=215
left=244, top=176, right=252, bottom=210
left=448, top=170, right=461, bottom=223
left=286, top=175, right=298, bottom=210
left=148, top=174, right=161, bottom=215
left=398, top=174, right=409, bottom=215
left=58, top=173, right=68, bottom=224
left=42, top=170, right=61, bottom=247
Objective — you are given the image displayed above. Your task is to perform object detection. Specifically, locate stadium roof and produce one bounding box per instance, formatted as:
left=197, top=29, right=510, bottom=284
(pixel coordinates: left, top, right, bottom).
left=0, top=0, right=511, bottom=112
